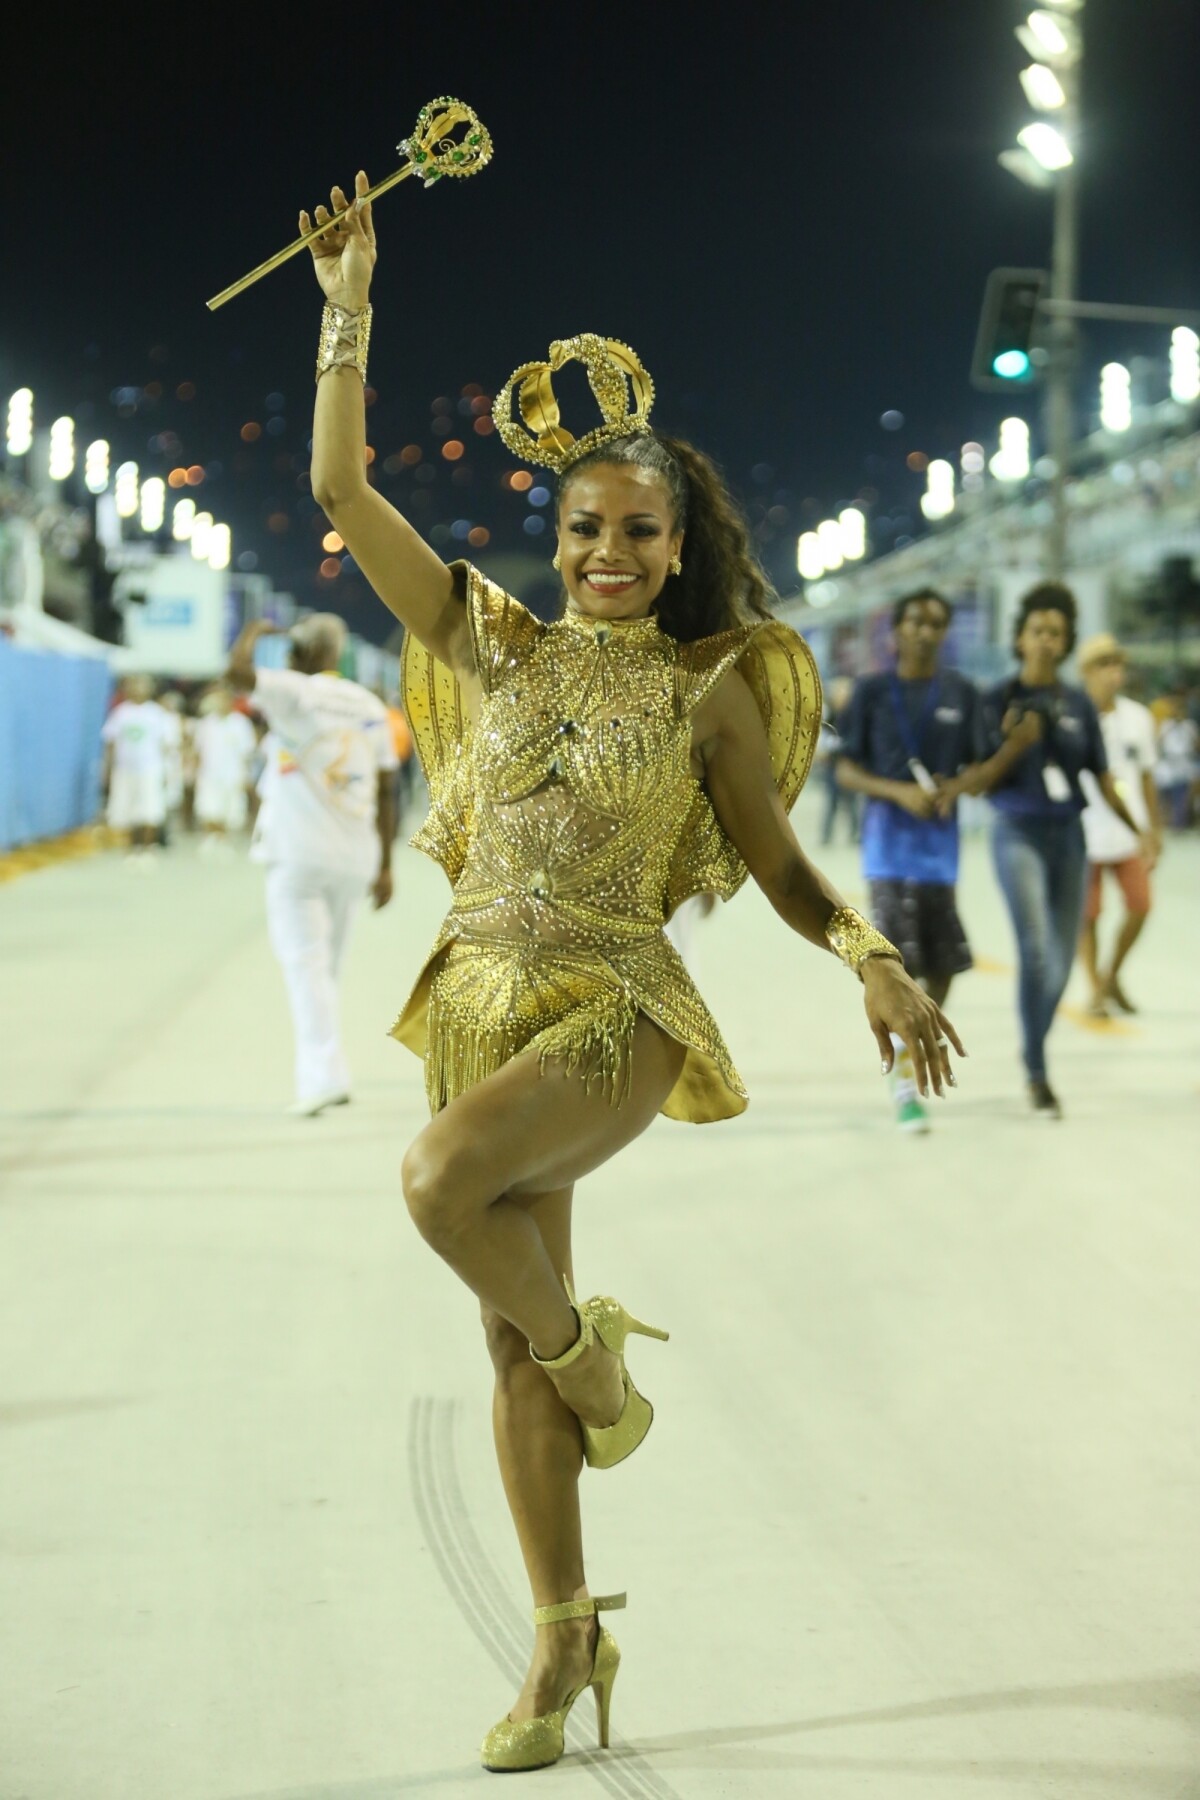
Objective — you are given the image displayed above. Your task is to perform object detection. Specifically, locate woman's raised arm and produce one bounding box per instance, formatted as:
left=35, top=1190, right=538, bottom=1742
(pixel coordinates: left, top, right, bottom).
left=305, top=170, right=472, bottom=674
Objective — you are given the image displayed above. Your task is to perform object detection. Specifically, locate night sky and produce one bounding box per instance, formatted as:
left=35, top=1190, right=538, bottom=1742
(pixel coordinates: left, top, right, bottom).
left=5, top=0, right=1198, bottom=644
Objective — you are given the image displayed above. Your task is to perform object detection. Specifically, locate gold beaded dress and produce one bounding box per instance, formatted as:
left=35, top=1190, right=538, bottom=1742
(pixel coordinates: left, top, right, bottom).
left=391, top=563, right=821, bottom=1123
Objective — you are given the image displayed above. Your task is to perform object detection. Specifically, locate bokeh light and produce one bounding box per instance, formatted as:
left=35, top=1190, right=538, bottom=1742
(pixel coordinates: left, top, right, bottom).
left=473, top=416, right=495, bottom=436
left=880, top=410, right=904, bottom=431
left=510, top=470, right=533, bottom=492
left=442, top=440, right=465, bottom=462
left=185, top=464, right=205, bottom=486
left=400, top=444, right=422, bottom=465
left=468, top=526, right=490, bottom=547
left=523, top=516, right=546, bottom=536
left=176, top=381, right=196, bottom=401
left=240, top=422, right=262, bottom=442
left=322, top=531, right=345, bottom=553
left=167, top=467, right=188, bottom=488
left=319, top=557, right=341, bottom=579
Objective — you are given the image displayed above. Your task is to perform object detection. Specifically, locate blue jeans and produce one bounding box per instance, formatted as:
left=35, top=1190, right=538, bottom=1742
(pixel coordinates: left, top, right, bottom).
left=990, top=812, right=1087, bottom=1082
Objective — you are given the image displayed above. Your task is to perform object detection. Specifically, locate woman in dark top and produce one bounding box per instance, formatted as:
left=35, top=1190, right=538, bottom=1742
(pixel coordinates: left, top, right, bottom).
left=976, top=583, right=1147, bottom=1117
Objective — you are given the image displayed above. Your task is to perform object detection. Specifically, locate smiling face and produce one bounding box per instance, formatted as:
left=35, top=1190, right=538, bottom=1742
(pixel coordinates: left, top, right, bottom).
left=556, top=462, right=684, bottom=621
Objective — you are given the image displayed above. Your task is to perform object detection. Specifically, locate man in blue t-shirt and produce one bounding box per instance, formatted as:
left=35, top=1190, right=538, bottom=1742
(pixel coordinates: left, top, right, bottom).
left=837, top=588, right=985, bottom=1133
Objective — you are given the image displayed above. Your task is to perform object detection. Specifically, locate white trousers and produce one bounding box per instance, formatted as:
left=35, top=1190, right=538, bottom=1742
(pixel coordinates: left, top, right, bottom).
left=265, top=863, right=365, bottom=1103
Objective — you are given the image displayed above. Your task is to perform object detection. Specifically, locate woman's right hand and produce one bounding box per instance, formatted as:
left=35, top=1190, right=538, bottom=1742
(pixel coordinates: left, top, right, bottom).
left=301, top=169, right=376, bottom=310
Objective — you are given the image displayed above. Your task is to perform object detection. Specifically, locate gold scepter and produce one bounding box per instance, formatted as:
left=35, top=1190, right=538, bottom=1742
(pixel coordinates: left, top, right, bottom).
left=206, top=97, right=493, bottom=311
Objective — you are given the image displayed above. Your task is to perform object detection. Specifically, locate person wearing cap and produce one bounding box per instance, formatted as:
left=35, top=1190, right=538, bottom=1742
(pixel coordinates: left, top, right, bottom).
left=228, top=612, right=398, bottom=1115
left=1077, top=633, right=1162, bottom=1016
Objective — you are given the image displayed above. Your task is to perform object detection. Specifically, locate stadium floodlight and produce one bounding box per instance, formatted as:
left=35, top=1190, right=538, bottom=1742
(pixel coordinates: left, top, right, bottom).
left=1017, top=121, right=1073, bottom=170
left=114, top=460, right=140, bottom=519
left=6, top=388, right=33, bottom=456
left=990, top=417, right=1032, bottom=481
left=1099, top=363, right=1131, bottom=432
left=190, top=511, right=214, bottom=560
left=1170, top=327, right=1200, bottom=404
left=84, top=439, right=110, bottom=495
left=797, top=532, right=824, bottom=582
left=208, top=523, right=232, bottom=571
left=806, top=580, right=839, bottom=609
left=919, top=460, right=955, bottom=522
left=140, top=476, right=166, bottom=533
left=816, top=519, right=843, bottom=572
left=172, top=497, right=196, bottom=541
left=1019, top=63, right=1066, bottom=110
left=1015, top=9, right=1079, bottom=64
left=837, top=507, right=867, bottom=561
left=48, top=416, right=75, bottom=481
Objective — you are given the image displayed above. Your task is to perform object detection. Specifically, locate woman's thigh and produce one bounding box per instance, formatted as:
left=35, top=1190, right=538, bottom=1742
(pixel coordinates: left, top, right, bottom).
left=992, top=821, right=1051, bottom=952
left=417, top=1015, right=687, bottom=1204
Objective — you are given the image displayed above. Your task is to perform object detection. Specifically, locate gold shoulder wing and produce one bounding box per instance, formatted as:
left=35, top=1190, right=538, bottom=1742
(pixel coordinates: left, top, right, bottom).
left=400, top=563, right=544, bottom=887
left=665, top=617, right=823, bottom=916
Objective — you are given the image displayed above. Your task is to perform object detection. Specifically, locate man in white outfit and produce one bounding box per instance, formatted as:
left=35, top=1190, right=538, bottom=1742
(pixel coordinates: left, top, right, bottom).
left=228, top=613, right=397, bottom=1115
left=194, top=686, right=257, bottom=846
left=102, top=674, right=173, bottom=860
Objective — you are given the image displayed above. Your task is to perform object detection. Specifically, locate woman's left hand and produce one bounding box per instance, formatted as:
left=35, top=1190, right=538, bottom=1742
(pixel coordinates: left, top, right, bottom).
left=861, top=957, right=966, bottom=1097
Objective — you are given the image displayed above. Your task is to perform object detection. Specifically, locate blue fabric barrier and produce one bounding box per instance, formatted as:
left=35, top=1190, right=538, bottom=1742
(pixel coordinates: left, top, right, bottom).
left=0, top=638, right=113, bottom=851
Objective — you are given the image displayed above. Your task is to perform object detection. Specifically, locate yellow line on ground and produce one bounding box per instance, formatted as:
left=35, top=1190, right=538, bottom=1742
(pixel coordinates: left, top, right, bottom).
left=0, top=827, right=107, bottom=885
left=1060, top=1005, right=1141, bottom=1038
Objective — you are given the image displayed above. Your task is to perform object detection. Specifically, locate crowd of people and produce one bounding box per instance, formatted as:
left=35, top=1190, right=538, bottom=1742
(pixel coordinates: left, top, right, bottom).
left=98, top=627, right=418, bottom=1115
left=832, top=580, right=1185, bottom=1128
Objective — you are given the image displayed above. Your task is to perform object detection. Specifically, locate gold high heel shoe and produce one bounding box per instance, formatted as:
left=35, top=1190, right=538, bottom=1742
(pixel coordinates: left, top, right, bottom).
left=530, top=1277, right=669, bottom=1470
left=480, top=1592, right=625, bottom=1773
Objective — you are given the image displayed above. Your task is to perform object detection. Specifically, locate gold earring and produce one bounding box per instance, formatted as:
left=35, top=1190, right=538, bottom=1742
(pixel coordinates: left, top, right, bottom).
left=669, top=555, right=682, bottom=576
left=552, top=550, right=561, bottom=571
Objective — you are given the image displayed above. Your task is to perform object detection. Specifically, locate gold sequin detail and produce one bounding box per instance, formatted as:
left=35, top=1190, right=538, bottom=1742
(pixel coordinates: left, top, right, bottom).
left=393, top=565, right=822, bottom=1121
left=824, top=906, right=903, bottom=977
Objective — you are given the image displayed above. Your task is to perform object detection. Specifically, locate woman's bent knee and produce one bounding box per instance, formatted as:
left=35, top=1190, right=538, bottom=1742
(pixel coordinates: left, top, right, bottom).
left=402, top=1134, right=468, bottom=1251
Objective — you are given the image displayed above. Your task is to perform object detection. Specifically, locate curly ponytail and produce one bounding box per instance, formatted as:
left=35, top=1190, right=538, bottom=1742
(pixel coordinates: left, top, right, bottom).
left=557, top=432, right=776, bottom=642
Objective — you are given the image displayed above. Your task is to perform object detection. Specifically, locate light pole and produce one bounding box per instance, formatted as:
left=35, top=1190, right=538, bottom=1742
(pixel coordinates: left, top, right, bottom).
left=1000, top=2, right=1084, bottom=578
left=1043, top=27, right=1081, bottom=578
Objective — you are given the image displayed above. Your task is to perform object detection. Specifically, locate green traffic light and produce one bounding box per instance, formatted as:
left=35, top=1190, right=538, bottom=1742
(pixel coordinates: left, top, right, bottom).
left=993, top=349, right=1032, bottom=380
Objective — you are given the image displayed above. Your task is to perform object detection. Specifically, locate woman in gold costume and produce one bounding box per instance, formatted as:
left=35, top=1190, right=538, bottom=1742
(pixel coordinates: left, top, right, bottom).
left=302, top=172, right=965, bottom=1773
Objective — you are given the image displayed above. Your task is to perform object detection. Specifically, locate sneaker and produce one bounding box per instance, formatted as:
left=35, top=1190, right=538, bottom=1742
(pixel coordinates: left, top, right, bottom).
left=897, top=1097, right=931, bottom=1134
left=1028, top=1079, right=1062, bottom=1120
left=286, top=1091, right=351, bottom=1118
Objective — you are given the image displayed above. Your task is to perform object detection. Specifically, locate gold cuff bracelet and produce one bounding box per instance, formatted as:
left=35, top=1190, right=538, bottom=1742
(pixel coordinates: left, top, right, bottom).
left=316, top=302, right=372, bottom=384
left=825, top=906, right=903, bottom=978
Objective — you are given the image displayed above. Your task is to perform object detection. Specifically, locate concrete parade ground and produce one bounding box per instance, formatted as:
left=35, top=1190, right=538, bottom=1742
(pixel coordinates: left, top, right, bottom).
left=2, top=795, right=1198, bottom=1800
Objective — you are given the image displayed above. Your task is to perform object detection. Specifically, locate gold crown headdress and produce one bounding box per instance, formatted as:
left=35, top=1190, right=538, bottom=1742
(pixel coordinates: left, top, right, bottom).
left=494, top=335, right=655, bottom=473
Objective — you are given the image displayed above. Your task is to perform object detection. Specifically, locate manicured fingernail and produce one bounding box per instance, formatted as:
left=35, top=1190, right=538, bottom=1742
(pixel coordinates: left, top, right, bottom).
left=948, top=1072, right=958, bottom=1087
left=881, top=1061, right=890, bottom=1075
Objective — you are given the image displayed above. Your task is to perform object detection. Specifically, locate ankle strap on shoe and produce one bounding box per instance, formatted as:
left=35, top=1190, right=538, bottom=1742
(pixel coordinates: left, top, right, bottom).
left=534, top=1591, right=627, bottom=1624
left=529, top=1275, right=593, bottom=1372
